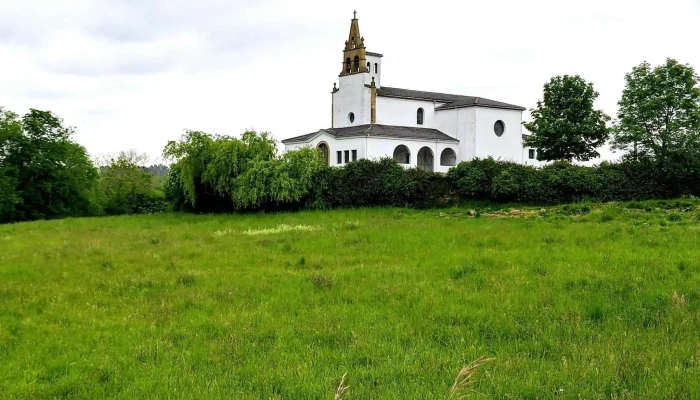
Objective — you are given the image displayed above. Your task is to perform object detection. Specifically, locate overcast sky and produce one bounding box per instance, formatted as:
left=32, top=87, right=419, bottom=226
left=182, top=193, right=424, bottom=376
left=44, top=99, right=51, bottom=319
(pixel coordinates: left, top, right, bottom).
left=2, top=0, right=700, bottom=163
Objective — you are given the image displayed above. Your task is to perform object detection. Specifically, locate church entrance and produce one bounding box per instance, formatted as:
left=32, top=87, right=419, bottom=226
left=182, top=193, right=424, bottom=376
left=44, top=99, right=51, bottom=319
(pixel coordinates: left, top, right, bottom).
left=417, top=147, right=434, bottom=172
left=317, top=142, right=330, bottom=166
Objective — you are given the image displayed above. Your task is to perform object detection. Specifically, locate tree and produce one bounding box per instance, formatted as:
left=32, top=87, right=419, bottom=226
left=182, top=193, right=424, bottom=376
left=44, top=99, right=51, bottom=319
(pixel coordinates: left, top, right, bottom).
left=0, top=108, right=99, bottom=222
left=96, top=149, right=150, bottom=168
left=163, top=129, right=324, bottom=211
left=99, top=152, right=166, bottom=215
left=0, top=108, right=22, bottom=221
left=524, top=75, right=610, bottom=162
left=613, top=58, right=700, bottom=166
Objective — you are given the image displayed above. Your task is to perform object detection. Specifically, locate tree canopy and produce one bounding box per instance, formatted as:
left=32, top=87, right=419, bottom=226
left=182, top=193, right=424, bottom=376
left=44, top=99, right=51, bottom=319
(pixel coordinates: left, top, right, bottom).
left=163, top=130, right=325, bottom=211
left=613, top=58, right=700, bottom=166
left=524, top=75, right=610, bottom=162
left=0, top=108, right=99, bottom=223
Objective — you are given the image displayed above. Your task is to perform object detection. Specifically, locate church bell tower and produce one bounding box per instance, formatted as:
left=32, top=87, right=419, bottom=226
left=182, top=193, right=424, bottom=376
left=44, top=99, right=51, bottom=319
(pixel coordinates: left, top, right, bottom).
left=340, top=11, right=368, bottom=76
left=332, top=11, right=375, bottom=128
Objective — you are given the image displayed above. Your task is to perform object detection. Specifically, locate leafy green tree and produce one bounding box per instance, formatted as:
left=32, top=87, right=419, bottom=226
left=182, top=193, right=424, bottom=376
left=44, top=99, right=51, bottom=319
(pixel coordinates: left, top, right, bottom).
left=524, top=75, right=611, bottom=162
left=0, top=108, right=99, bottom=222
left=163, top=130, right=325, bottom=211
left=0, top=108, right=22, bottom=221
left=613, top=58, right=700, bottom=165
left=99, top=151, right=166, bottom=215
left=232, top=147, right=324, bottom=208
left=162, top=130, right=215, bottom=207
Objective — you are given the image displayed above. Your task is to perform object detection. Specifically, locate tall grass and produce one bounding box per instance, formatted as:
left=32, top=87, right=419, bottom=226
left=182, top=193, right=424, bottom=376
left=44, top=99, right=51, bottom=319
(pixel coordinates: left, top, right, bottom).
left=0, top=201, right=699, bottom=398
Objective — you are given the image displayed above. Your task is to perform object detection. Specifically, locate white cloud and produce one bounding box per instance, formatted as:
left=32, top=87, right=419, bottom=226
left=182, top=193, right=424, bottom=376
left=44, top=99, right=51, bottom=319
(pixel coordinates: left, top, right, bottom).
left=1, top=0, right=699, bottom=161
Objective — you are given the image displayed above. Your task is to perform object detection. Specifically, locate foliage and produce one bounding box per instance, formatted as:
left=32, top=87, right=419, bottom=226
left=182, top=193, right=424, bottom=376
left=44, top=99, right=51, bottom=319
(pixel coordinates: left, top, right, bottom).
left=305, top=158, right=450, bottom=209
left=98, top=151, right=168, bottom=215
left=447, top=157, right=693, bottom=204
left=163, top=130, right=324, bottom=212
left=165, top=144, right=700, bottom=213
left=2, top=206, right=700, bottom=398
left=524, top=75, right=611, bottom=162
left=0, top=108, right=99, bottom=223
left=232, top=147, right=325, bottom=209
left=162, top=130, right=216, bottom=208
left=0, top=108, right=22, bottom=221
left=321, top=158, right=408, bottom=207
left=613, top=58, right=700, bottom=164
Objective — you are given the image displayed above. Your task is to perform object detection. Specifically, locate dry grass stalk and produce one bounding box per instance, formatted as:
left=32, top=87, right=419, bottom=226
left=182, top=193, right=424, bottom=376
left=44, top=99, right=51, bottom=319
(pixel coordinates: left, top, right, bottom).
left=449, top=356, right=494, bottom=399
left=334, top=372, right=349, bottom=400
left=672, top=291, right=686, bottom=306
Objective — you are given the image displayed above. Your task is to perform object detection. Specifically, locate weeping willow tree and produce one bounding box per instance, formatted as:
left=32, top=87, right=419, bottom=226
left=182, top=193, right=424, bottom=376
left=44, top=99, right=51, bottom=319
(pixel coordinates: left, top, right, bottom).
left=163, top=130, right=325, bottom=211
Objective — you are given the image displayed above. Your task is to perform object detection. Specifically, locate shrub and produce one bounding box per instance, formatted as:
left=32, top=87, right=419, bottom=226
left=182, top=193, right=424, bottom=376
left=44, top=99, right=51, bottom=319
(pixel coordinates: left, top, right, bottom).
left=447, top=158, right=504, bottom=199
left=164, top=130, right=325, bottom=212
left=447, top=157, right=700, bottom=206
left=99, top=154, right=168, bottom=216
left=162, top=135, right=700, bottom=214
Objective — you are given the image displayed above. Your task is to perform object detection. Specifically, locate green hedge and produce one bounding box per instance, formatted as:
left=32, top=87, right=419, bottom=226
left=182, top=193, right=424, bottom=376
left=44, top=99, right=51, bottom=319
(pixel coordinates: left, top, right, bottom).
left=447, top=158, right=674, bottom=204
left=313, top=158, right=451, bottom=209
left=166, top=156, right=700, bottom=213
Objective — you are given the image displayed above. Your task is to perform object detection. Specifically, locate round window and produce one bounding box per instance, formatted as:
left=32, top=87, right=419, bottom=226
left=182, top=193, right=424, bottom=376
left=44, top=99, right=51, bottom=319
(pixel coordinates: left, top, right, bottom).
left=348, top=112, right=355, bottom=123
left=494, top=120, right=505, bottom=137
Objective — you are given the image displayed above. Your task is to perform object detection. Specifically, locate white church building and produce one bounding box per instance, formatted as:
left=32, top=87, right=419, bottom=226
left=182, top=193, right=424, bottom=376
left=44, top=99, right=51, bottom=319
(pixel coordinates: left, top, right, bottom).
left=283, top=12, right=539, bottom=172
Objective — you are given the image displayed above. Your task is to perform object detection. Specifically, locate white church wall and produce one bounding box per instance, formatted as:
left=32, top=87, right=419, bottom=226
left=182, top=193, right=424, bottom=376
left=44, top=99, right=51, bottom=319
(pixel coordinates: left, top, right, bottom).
left=433, top=108, right=458, bottom=140
left=285, top=135, right=459, bottom=173
left=363, top=137, right=459, bottom=173
left=455, top=108, right=477, bottom=162
left=333, top=73, right=371, bottom=128
left=474, top=108, right=524, bottom=163
left=523, top=147, right=547, bottom=167
left=285, top=133, right=367, bottom=166
left=365, top=54, right=382, bottom=87
left=375, top=97, right=449, bottom=130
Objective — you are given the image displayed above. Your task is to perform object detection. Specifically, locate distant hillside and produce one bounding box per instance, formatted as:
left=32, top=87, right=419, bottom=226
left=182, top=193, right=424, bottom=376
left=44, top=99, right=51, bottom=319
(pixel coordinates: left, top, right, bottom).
left=146, top=165, right=169, bottom=176
left=98, top=164, right=169, bottom=176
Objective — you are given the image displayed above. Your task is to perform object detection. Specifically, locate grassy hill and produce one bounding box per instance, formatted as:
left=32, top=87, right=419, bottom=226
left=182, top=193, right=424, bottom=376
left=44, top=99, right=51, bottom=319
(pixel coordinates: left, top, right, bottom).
left=1, top=202, right=699, bottom=399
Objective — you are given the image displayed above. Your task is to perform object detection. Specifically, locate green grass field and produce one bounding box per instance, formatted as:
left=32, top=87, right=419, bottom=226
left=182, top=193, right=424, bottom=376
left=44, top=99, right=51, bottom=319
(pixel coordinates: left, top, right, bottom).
left=1, top=202, right=700, bottom=399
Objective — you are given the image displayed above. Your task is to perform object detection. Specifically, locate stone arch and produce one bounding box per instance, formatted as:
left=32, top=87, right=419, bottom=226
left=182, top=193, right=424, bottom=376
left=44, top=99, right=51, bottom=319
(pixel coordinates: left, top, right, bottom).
left=317, top=141, right=330, bottom=166
left=345, top=58, right=351, bottom=74
left=417, top=147, right=434, bottom=172
left=440, top=148, right=457, bottom=166
left=353, top=56, right=360, bottom=72
left=393, top=145, right=411, bottom=164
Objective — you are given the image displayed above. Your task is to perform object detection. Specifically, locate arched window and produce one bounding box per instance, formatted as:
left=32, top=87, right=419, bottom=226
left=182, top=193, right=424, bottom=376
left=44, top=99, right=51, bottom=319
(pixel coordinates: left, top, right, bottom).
left=345, top=58, right=351, bottom=74
left=352, top=37, right=356, bottom=48
left=353, top=56, right=360, bottom=72
left=374, top=63, right=378, bottom=73
left=317, top=142, right=330, bottom=166
left=367, top=62, right=370, bottom=72
left=440, top=148, right=457, bottom=166
left=417, top=108, right=424, bottom=125
left=417, top=147, right=434, bottom=172
left=393, top=145, right=411, bottom=164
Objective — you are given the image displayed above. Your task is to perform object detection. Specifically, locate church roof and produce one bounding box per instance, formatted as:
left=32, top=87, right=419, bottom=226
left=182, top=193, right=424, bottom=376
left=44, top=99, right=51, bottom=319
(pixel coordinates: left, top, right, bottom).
left=281, top=124, right=458, bottom=144
left=376, top=86, right=526, bottom=111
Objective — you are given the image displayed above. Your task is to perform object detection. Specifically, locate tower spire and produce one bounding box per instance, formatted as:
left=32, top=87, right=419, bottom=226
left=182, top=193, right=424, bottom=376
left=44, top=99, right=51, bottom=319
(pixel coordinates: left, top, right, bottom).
left=340, top=11, right=367, bottom=76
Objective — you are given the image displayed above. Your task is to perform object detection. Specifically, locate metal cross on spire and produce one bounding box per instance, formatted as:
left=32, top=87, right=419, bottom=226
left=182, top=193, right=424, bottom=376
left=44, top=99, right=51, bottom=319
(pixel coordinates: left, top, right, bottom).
left=353, top=10, right=357, bottom=19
